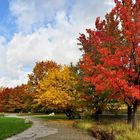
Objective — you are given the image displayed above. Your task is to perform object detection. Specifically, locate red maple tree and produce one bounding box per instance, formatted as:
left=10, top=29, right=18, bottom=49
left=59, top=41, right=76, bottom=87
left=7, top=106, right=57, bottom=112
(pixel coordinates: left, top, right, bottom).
left=79, top=0, right=140, bottom=130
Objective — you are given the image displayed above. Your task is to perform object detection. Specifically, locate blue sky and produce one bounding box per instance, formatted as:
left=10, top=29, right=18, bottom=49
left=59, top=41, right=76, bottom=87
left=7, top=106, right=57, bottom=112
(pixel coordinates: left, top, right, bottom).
left=0, top=0, right=114, bottom=87
left=0, top=0, right=15, bottom=41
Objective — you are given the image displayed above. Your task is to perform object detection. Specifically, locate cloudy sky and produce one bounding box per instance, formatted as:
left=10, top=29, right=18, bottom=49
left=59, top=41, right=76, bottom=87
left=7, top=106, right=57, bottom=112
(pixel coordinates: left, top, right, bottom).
left=0, top=0, right=114, bottom=87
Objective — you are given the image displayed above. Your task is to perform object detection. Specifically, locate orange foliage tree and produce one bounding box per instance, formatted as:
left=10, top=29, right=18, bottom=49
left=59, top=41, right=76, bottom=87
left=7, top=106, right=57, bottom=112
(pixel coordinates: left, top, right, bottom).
left=0, top=87, right=10, bottom=112
left=0, top=85, right=33, bottom=113
left=28, top=60, right=60, bottom=92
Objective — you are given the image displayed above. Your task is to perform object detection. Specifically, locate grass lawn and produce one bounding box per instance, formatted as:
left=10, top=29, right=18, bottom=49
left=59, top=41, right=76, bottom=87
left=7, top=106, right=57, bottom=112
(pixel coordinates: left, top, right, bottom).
left=35, top=114, right=75, bottom=125
left=0, top=117, right=32, bottom=140
left=35, top=114, right=68, bottom=120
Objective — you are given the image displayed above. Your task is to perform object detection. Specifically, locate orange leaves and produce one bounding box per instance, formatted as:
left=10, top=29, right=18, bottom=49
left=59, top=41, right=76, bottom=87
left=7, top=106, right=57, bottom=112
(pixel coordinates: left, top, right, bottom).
left=0, top=85, right=33, bottom=112
left=28, top=60, right=60, bottom=92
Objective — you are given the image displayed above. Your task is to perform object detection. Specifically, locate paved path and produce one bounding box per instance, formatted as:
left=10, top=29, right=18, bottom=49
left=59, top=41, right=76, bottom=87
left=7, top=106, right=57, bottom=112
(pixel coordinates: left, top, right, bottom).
left=37, top=121, right=95, bottom=140
left=4, top=114, right=95, bottom=140
left=5, top=115, right=58, bottom=140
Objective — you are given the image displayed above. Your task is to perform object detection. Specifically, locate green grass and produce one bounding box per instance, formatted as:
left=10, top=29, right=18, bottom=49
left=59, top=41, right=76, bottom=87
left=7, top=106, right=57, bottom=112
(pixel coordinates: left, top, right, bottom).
left=34, top=114, right=68, bottom=120
left=0, top=117, right=32, bottom=140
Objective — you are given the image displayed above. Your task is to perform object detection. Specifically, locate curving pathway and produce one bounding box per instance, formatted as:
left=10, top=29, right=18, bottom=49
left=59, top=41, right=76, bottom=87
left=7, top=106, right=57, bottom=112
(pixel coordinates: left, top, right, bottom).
left=5, top=115, right=58, bottom=140
left=4, top=114, right=95, bottom=140
left=37, top=121, right=95, bottom=140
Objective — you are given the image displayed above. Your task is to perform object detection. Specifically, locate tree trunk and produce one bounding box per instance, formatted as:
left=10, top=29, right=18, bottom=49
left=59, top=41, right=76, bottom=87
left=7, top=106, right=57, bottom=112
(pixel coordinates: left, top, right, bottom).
left=95, top=108, right=102, bottom=121
left=132, top=100, right=138, bottom=130
left=127, top=104, right=132, bottom=124
left=64, top=109, right=74, bottom=119
left=64, top=109, right=81, bottom=119
left=95, top=112, right=99, bottom=121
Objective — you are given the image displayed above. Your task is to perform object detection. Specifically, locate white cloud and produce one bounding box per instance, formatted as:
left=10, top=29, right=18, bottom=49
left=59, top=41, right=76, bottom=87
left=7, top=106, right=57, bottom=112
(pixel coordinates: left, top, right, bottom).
left=10, top=0, right=114, bottom=33
left=104, top=0, right=115, bottom=6
left=0, top=72, right=28, bottom=87
left=0, top=37, right=29, bottom=87
left=10, top=0, right=66, bottom=32
left=0, top=37, right=6, bottom=69
left=0, top=0, right=114, bottom=87
left=7, top=14, right=82, bottom=66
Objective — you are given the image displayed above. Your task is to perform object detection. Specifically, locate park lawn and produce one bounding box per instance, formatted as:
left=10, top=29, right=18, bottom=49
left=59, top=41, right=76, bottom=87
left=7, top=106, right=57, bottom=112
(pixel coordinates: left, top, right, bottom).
left=35, top=114, right=68, bottom=120
left=0, top=117, right=32, bottom=140
left=34, top=114, right=76, bottom=125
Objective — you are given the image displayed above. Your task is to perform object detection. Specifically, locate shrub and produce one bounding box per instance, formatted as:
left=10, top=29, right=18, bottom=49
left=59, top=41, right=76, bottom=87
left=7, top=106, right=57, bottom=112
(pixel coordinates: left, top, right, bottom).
left=89, top=126, right=115, bottom=140
left=73, top=120, right=93, bottom=130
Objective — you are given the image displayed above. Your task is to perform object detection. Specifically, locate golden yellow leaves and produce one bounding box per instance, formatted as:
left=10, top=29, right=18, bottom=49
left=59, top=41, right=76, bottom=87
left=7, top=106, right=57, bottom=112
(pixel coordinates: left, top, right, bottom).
left=35, top=66, right=79, bottom=110
left=38, top=88, right=72, bottom=109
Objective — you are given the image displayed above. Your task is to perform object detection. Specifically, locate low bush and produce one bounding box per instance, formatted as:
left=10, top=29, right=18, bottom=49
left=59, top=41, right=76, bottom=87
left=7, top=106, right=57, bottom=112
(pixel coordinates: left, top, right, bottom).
left=73, top=120, right=93, bottom=130
left=89, top=126, right=115, bottom=140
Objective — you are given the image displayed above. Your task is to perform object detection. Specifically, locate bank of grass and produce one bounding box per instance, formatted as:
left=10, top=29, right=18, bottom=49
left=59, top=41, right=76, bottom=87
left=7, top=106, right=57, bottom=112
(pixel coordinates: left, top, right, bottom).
left=35, top=114, right=75, bottom=125
left=0, top=117, right=32, bottom=140
left=35, top=114, right=68, bottom=120
left=75, top=119, right=140, bottom=140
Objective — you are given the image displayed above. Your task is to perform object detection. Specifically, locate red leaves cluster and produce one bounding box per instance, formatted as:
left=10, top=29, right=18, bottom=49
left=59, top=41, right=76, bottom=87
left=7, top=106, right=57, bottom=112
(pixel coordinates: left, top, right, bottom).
left=79, top=0, right=140, bottom=104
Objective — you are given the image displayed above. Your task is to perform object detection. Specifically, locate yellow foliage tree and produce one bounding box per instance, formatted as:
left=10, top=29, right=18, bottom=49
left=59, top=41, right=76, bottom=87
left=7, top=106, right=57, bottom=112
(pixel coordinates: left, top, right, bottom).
left=38, top=88, right=72, bottom=109
left=35, top=66, right=81, bottom=118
